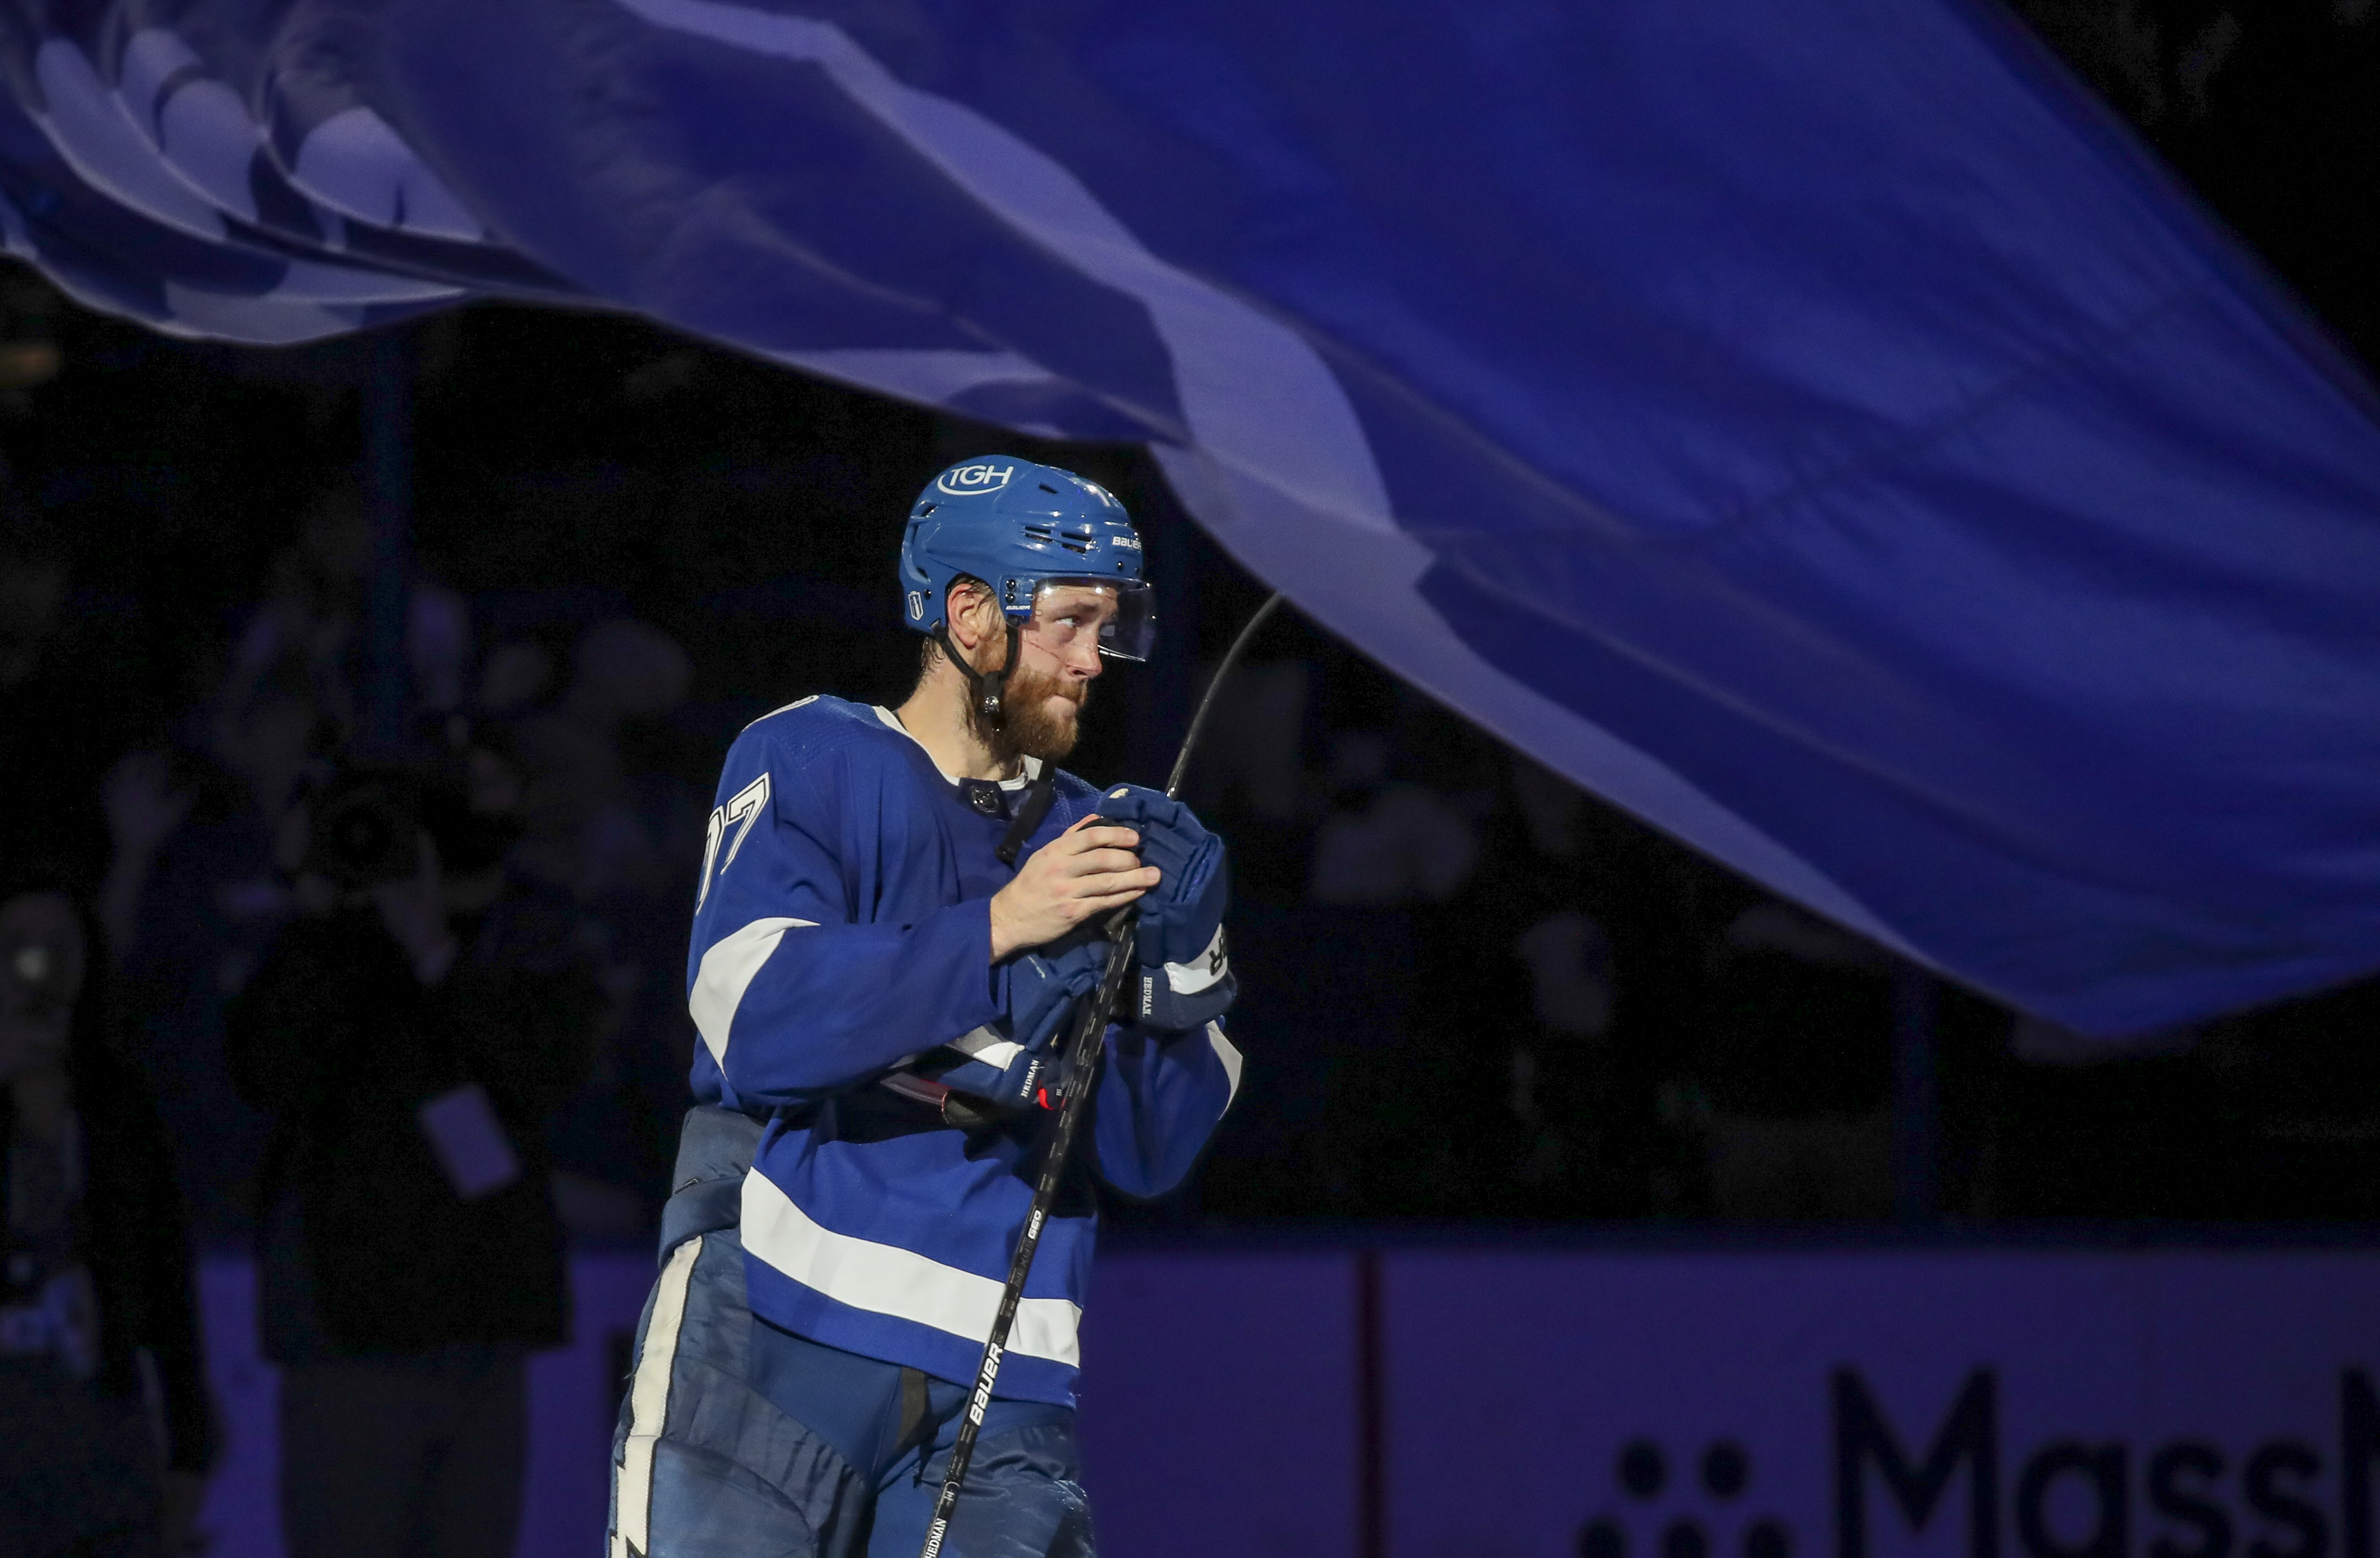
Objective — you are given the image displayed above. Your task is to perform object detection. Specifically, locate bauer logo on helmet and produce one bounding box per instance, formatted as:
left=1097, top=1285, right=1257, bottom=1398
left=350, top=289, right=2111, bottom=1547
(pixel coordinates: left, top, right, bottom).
left=936, top=463, right=1014, bottom=495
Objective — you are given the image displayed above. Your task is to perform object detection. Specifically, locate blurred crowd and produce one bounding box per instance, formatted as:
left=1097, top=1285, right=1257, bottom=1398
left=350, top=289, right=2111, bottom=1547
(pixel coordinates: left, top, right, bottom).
left=8, top=482, right=714, bottom=1250
left=1, top=475, right=726, bottom=1552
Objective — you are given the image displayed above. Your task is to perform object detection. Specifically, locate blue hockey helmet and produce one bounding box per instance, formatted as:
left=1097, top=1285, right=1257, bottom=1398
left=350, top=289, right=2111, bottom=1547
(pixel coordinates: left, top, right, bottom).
left=900, top=456, right=1154, bottom=663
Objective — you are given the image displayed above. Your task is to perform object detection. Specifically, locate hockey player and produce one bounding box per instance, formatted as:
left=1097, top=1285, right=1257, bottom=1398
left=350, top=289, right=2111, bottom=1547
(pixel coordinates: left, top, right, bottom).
left=610, top=457, right=1242, bottom=1557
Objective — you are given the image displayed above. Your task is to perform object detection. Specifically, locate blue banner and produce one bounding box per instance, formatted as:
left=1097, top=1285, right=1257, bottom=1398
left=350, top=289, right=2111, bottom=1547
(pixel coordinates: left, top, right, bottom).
left=3, top=0, right=2377, bottom=1034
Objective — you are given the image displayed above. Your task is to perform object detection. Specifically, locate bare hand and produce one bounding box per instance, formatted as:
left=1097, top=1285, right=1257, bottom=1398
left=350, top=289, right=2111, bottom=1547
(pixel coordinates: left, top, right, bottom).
left=989, top=815, right=1159, bottom=961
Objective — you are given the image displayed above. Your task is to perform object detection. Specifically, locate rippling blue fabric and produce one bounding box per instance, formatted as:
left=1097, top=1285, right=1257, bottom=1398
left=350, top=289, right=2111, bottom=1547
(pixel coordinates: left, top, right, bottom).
left=2, top=0, right=2377, bottom=1035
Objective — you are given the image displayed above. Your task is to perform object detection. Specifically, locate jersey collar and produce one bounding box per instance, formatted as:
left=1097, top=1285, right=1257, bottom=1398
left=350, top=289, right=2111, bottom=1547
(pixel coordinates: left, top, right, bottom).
left=873, top=706, right=1040, bottom=790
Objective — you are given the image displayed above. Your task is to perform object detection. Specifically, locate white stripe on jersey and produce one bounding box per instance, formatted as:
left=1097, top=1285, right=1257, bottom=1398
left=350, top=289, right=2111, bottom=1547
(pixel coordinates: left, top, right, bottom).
left=1208, top=1022, right=1243, bottom=1109
left=740, top=1169, right=1082, bottom=1366
left=689, top=917, right=817, bottom=1066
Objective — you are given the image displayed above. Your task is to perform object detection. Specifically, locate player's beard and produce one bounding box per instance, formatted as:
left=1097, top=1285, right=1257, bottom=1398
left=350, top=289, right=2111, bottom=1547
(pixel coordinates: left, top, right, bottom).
left=979, top=657, right=1087, bottom=765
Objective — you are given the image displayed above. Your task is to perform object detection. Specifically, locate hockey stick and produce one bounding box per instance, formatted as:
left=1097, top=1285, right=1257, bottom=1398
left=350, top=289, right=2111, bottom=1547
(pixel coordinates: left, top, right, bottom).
left=919, top=590, right=1284, bottom=1557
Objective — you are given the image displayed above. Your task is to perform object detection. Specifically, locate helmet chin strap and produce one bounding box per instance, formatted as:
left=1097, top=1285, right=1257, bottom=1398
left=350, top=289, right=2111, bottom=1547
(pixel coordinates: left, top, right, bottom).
left=933, top=619, right=1023, bottom=729
left=937, top=615, right=1056, bottom=864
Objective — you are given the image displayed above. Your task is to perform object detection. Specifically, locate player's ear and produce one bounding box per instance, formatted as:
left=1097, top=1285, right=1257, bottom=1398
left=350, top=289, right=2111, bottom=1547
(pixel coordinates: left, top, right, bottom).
left=946, top=579, right=1001, bottom=653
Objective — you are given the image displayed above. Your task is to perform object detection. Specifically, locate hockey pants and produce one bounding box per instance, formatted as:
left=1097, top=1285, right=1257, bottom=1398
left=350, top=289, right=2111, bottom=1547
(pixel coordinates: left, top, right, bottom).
left=607, top=1226, right=1095, bottom=1558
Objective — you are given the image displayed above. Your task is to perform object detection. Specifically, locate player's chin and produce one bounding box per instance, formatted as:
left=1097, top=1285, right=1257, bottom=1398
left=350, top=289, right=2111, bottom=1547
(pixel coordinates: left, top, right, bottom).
left=1022, top=701, right=1081, bottom=761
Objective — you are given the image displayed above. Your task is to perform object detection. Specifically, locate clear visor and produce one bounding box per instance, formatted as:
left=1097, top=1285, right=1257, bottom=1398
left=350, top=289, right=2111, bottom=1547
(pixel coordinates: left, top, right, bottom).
left=1022, top=579, right=1156, bottom=663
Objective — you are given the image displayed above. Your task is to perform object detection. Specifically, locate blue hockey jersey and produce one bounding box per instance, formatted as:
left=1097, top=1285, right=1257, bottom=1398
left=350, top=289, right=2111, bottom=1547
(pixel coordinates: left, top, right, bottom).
left=685, top=696, right=1242, bottom=1405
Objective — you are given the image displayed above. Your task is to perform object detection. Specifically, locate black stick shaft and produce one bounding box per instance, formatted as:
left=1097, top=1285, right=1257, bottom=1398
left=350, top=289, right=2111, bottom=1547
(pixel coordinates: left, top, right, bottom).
left=919, top=591, right=1284, bottom=1557
left=1163, top=591, right=1283, bottom=797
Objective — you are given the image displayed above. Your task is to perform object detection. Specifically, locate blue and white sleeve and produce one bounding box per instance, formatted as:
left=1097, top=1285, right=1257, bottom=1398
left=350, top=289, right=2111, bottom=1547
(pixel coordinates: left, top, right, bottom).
left=1090, top=1019, right=1244, bottom=1200
left=686, top=733, right=1002, bottom=1107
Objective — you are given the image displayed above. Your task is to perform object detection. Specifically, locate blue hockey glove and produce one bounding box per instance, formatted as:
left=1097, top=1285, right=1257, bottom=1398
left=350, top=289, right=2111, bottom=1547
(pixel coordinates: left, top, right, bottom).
left=911, top=929, right=1106, bottom=1117
left=1095, top=785, right=1236, bottom=1032
left=1005, top=927, right=1109, bottom=1051
left=911, top=1023, right=1057, bottom=1116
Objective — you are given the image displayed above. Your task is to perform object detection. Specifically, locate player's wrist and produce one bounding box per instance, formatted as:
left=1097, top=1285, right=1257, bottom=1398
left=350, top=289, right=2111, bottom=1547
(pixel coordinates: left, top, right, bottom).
left=987, top=888, right=1022, bottom=963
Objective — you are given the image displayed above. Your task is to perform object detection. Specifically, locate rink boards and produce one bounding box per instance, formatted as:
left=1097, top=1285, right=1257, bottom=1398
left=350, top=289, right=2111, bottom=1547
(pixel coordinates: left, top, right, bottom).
left=198, top=1241, right=2380, bottom=1557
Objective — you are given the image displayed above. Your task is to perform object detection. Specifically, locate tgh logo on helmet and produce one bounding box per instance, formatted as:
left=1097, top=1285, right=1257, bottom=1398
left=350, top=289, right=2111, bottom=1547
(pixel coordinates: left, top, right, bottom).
left=936, top=463, right=1014, bottom=496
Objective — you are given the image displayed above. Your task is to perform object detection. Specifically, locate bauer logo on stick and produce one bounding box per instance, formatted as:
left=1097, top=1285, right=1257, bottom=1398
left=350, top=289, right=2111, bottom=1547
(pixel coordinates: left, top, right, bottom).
left=936, top=462, right=1014, bottom=495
